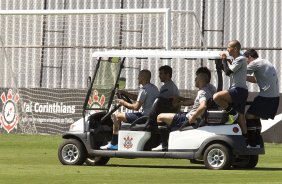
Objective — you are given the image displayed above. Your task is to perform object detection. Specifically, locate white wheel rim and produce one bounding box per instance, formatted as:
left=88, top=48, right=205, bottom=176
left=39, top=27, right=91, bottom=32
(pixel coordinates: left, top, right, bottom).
left=207, top=148, right=226, bottom=168
left=62, top=144, right=79, bottom=163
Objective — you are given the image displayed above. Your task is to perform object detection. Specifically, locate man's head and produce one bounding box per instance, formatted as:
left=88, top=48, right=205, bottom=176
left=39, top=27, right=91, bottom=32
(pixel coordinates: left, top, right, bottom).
left=196, top=67, right=211, bottom=83
left=138, top=69, right=151, bottom=85
left=227, top=40, right=241, bottom=58
left=195, top=67, right=211, bottom=88
left=159, top=65, right=172, bottom=82
left=243, top=49, right=259, bottom=64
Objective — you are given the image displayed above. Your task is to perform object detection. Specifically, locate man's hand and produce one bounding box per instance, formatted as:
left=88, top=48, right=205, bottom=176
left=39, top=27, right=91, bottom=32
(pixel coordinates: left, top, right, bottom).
left=117, top=90, right=125, bottom=96
left=117, top=99, right=126, bottom=106
left=188, top=115, right=196, bottom=125
left=220, top=52, right=227, bottom=60
left=170, top=96, right=181, bottom=107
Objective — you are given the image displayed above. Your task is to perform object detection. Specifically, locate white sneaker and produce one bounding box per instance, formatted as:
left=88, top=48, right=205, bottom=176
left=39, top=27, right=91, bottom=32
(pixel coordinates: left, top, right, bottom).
left=100, top=143, right=118, bottom=150
left=152, top=144, right=163, bottom=151
left=246, top=144, right=261, bottom=149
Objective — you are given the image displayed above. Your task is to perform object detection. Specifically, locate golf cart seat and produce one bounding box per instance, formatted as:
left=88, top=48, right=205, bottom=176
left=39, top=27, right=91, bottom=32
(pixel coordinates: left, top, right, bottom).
left=120, top=97, right=177, bottom=131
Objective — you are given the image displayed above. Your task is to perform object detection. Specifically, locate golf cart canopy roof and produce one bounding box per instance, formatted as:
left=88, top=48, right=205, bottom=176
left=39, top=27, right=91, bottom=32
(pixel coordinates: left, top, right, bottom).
left=92, top=50, right=231, bottom=59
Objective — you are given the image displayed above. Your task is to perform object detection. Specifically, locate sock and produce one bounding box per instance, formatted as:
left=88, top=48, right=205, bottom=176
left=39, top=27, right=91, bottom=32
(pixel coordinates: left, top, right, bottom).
left=246, top=119, right=257, bottom=146
left=254, top=119, right=262, bottom=145
left=111, top=134, right=118, bottom=145
left=225, top=105, right=236, bottom=115
left=159, top=124, right=169, bottom=150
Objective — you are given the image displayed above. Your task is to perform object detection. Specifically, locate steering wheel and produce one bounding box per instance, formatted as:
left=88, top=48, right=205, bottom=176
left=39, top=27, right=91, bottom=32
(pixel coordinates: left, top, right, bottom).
left=117, top=92, right=132, bottom=104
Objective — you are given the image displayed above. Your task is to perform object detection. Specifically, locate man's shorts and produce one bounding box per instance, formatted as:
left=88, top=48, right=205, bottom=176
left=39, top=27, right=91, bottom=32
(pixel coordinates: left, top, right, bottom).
left=247, top=96, right=280, bottom=119
left=171, top=112, right=188, bottom=127
left=228, top=87, right=248, bottom=114
left=125, top=112, right=143, bottom=124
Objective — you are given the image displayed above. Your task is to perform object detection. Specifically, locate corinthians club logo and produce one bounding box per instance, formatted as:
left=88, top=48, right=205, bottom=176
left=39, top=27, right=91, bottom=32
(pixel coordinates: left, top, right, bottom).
left=123, top=136, right=133, bottom=149
left=88, top=90, right=106, bottom=112
left=0, top=89, right=20, bottom=133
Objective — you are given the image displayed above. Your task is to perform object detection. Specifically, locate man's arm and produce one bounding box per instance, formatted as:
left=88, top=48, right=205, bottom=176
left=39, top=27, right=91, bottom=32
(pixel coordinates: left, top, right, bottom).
left=222, top=59, right=233, bottom=76
left=118, top=90, right=138, bottom=101
left=246, top=75, right=257, bottom=83
left=118, top=99, right=142, bottom=111
left=172, top=96, right=194, bottom=107
left=188, top=100, right=207, bottom=124
left=220, top=52, right=233, bottom=76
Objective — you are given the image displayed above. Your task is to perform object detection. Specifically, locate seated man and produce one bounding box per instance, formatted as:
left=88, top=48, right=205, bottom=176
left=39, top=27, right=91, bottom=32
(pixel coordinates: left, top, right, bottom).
left=152, top=67, right=216, bottom=151
left=101, top=69, right=159, bottom=150
left=157, top=65, right=181, bottom=114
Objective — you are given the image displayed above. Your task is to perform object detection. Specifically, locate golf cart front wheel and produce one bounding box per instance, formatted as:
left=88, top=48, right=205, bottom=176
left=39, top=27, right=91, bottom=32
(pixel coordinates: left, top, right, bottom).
left=58, top=139, right=86, bottom=165
left=204, top=143, right=233, bottom=170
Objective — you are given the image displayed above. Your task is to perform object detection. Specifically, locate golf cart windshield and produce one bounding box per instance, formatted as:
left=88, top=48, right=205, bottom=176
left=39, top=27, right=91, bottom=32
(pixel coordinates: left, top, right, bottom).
left=84, top=57, right=124, bottom=112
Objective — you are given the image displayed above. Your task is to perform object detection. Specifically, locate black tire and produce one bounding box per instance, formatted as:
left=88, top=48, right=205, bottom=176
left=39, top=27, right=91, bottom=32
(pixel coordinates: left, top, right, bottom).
left=85, top=156, right=110, bottom=166
left=233, top=155, right=259, bottom=169
left=58, top=139, right=86, bottom=165
left=204, top=143, right=233, bottom=170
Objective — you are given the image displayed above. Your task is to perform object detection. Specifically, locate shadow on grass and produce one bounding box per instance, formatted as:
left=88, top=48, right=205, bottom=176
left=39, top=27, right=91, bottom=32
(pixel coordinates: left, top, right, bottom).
left=241, top=167, right=282, bottom=171
left=104, top=164, right=282, bottom=171
left=105, top=164, right=205, bottom=169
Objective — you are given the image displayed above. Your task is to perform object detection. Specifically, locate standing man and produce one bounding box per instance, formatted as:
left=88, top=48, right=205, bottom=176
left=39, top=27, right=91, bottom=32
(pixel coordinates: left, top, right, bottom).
left=244, top=49, right=280, bottom=147
left=213, top=40, right=249, bottom=140
left=101, top=69, right=159, bottom=150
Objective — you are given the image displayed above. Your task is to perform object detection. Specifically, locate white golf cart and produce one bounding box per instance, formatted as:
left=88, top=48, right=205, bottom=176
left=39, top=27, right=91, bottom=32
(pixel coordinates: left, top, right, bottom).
left=58, top=50, right=265, bottom=170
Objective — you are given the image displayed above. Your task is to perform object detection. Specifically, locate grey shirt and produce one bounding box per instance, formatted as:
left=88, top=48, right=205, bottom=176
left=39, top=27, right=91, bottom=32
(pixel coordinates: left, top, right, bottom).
left=137, top=83, right=159, bottom=115
left=159, top=80, right=180, bottom=98
left=187, top=83, right=217, bottom=119
left=247, top=58, right=279, bottom=97
left=229, top=55, right=248, bottom=89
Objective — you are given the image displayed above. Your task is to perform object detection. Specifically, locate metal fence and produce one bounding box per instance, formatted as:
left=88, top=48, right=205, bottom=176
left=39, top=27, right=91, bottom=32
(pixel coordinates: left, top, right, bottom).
left=0, top=0, right=281, bottom=92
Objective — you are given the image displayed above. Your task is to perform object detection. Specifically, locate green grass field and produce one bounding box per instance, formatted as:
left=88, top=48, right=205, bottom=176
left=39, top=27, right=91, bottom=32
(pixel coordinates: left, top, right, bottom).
left=1, top=134, right=282, bottom=184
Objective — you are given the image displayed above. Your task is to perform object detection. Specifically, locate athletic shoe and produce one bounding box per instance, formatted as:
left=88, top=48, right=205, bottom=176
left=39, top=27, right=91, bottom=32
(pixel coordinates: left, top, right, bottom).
left=226, top=113, right=238, bottom=124
left=100, top=143, right=118, bottom=150
left=151, top=144, right=168, bottom=151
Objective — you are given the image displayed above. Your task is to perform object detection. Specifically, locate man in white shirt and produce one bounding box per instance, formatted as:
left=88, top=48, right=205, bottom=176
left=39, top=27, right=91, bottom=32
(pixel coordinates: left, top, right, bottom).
left=244, top=49, right=279, bottom=147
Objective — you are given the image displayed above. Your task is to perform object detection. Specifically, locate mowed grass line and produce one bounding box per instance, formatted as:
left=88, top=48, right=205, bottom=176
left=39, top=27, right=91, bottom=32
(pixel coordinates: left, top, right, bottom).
left=0, top=134, right=282, bottom=184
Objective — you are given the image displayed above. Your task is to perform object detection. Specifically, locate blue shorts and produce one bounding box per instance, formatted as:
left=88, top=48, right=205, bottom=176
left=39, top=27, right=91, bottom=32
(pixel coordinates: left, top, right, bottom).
left=171, top=112, right=188, bottom=127
left=228, top=87, right=248, bottom=114
left=247, top=96, right=280, bottom=119
left=125, top=112, right=143, bottom=124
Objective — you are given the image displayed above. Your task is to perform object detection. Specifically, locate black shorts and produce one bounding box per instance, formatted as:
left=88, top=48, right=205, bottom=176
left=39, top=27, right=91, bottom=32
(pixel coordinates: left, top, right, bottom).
left=247, top=96, right=280, bottom=119
left=171, top=112, right=188, bottom=127
left=228, top=87, right=248, bottom=114
left=125, top=112, right=143, bottom=124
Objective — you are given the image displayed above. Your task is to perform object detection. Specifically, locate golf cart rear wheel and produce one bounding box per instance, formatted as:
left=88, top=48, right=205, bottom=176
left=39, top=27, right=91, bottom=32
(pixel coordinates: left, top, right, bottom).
left=204, top=143, right=233, bottom=170
left=233, top=155, right=259, bottom=169
left=58, top=139, right=86, bottom=165
left=85, top=156, right=110, bottom=166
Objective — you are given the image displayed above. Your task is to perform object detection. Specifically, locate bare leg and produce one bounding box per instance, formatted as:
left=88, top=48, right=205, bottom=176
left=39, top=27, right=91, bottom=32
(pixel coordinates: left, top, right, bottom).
left=112, top=112, right=127, bottom=134
left=213, top=90, right=233, bottom=109
left=214, top=90, right=247, bottom=134
left=153, top=113, right=176, bottom=151
left=157, top=113, right=176, bottom=125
